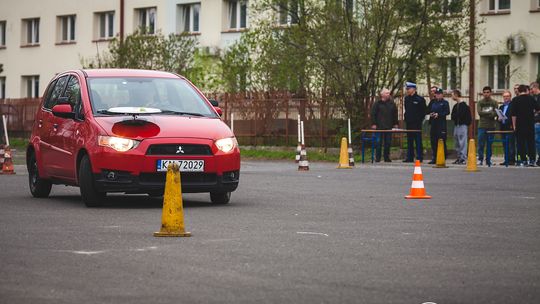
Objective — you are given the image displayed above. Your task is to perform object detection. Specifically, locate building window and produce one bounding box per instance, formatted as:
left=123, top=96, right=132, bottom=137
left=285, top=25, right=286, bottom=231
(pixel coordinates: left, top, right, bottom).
left=487, top=55, right=509, bottom=91
left=137, top=7, right=156, bottom=34
left=22, top=18, right=39, bottom=45
left=228, top=1, right=247, bottom=30
left=23, top=75, right=40, bottom=98
left=96, top=11, right=114, bottom=39
left=0, top=21, right=6, bottom=47
left=277, top=0, right=299, bottom=25
left=58, top=15, right=76, bottom=43
left=489, top=0, right=510, bottom=11
left=439, top=57, right=461, bottom=90
left=178, top=3, right=200, bottom=33
left=0, top=77, right=5, bottom=99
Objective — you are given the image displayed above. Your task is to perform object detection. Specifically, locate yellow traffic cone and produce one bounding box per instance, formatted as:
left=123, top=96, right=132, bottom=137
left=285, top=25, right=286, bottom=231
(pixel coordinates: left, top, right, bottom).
left=337, top=137, right=352, bottom=169
left=154, top=163, right=191, bottom=237
left=466, top=139, right=479, bottom=172
left=433, top=139, right=448, bottom=168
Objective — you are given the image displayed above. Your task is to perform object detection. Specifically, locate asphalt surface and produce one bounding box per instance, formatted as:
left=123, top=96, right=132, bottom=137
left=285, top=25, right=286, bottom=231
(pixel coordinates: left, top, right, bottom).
left=1, top=161, right=539, bottom=304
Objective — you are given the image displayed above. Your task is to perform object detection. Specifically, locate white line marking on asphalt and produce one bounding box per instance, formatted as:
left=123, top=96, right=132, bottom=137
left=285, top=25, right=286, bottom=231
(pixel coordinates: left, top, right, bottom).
left=71, top=250, right=106, bottom=255
left=297, top=231, right=329, bottom=237
left=132, top=246, right=158, bottom=252
left=517, top=196, right=536, bottom=200
left=102, top=225, right=120, bottom=228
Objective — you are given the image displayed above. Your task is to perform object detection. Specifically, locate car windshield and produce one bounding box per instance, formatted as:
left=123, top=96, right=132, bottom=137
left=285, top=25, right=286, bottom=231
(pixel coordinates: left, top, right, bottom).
left=87, top=77, right=217, bottom=117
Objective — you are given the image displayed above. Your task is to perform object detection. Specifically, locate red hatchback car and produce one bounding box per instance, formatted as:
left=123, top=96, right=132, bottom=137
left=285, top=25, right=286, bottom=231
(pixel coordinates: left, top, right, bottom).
left=27, top=69, right=240, bottom=207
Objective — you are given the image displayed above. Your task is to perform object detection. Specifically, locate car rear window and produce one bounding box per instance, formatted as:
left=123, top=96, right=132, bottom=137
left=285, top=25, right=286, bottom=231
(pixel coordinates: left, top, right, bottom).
left=87, top=77, right=216, bottom=117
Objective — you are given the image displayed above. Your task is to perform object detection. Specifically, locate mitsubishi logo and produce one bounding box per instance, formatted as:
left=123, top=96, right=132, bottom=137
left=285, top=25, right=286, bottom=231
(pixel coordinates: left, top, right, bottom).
left=176, top=146, right=185, bottom=154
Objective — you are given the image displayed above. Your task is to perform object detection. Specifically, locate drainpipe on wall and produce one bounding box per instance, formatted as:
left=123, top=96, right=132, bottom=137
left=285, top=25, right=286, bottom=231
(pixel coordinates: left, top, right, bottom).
left=468, top=0, right=476, bottom=139
left=120, top=0, right=125, bottom=44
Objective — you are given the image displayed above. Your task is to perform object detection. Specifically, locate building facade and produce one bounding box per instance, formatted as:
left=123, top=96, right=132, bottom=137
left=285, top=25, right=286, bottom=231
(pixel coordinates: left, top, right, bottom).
left=0, top=0, right=539, bottom=99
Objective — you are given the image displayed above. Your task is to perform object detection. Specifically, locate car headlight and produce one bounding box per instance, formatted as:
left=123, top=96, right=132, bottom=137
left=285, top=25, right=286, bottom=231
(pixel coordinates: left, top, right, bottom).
left=98, top=136, right=140, bottom=152
left=215, top=137, right=236, bottom=153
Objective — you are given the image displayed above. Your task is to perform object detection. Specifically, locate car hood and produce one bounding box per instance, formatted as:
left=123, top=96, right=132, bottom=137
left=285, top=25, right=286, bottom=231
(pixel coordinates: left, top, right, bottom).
left=94, top=115, right=233, bottom=140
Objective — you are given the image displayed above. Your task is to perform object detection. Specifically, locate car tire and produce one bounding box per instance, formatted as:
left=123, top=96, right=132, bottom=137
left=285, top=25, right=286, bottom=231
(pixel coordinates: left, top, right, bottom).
left=28, top=153, right=52, bottom=198
left=210, top=192, right=231, bottom=205
left=79, top=155, right=106, bottom=207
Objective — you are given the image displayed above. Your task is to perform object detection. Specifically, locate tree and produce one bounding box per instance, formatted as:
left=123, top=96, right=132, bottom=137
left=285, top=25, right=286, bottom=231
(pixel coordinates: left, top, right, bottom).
left=82, top=30, right=197, bottom=78
left=221, top=0, right=474, bottom=129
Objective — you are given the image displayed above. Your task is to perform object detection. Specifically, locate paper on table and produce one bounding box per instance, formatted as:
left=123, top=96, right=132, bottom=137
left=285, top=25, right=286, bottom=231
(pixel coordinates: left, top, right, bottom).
left=495, top=108, right=507, bottom=121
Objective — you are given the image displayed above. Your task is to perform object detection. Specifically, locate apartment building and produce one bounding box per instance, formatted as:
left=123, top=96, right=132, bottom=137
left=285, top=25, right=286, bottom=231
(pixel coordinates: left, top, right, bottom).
left=0, top=0, right=249, bottom=99
left=0, top=0, right=539, bottom=99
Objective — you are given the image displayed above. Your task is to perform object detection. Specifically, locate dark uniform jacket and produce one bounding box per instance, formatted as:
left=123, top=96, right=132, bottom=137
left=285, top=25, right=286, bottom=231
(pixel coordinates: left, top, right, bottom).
left=427, top=98, right=450, bottom=133
left=498, top=102, right=513, bottom=131
left=371, top=99, right=398, bottom=130
left=404, top=93, right=426, bottom=128
left=511, top=95, right=540, bottom=134
left=451, top=101, right=472, bottom=126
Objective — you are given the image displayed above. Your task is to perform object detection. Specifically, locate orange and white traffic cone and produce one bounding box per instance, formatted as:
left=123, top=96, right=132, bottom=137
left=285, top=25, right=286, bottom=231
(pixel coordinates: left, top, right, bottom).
left=298, top=144, right=309, bottom=171
left=1, top=145, right=16, bottom=175
left=405, top=160, right=430, bottom=199
left=0, top=144, right=5, bottom=169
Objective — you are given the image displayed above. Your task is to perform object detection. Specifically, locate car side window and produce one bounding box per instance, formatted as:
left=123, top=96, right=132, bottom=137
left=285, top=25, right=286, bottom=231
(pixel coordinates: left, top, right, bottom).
left=42, top=79, right=58, bottom=108
left=64, top=76, right=84, bottom=120
left=44, top=75, right=69, bottom=110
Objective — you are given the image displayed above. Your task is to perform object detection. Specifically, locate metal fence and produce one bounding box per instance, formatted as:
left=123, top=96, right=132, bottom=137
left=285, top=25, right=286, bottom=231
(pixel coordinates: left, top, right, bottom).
left=0, top=98, right=41, bottom=140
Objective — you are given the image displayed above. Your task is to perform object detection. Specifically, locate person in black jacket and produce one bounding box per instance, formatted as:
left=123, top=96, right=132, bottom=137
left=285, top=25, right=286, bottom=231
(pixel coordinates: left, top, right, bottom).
left=450, top=89, right=472, bottom=164
left=371, top=88, right=398, bottom=162
left=511, top=85, right=540, bottom=166
left=498, top=90, right=515, bottom=165
left=403, top=82, right=426, bottom=162
left=426, top=88, right=450, bottom=164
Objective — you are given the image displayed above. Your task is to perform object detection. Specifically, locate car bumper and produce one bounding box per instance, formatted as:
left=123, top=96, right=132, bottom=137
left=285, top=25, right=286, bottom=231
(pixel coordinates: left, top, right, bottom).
left=89, top=137, right=240, bottom=194
left=93, top=170, right=239, bottom=193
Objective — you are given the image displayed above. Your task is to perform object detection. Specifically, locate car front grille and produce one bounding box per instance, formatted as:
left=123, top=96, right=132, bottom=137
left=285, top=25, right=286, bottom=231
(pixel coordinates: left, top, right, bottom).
left=146, top=144, right=212, bottom=156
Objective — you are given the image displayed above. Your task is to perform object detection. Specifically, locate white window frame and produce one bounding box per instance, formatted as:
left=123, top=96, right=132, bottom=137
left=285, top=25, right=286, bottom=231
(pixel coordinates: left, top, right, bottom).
left=59, top=15, right=76, bottom=42
left=23, top=18, right=39, bottom=45
left=277, top=1, right=298, bottom=26
left=179, top=3, right=201, bottom=33
left=0, top=77, right=6, bottom=99
left=137, top=7, right=156, bottom=34
left=0, top=21, right=6, bottom=47
left=487, top=55, right=510, bottom=91
left=23, top=75, right=40, bottom=98
left=97, top=11, right=115, bottom=39
left=228, top=1, right=248, bottom=30
left=488, top=0, right=511, bottom=12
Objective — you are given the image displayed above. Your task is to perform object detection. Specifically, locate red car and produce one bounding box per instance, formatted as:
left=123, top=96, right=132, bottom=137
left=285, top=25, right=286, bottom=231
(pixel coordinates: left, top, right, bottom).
left=27, top=69, right=240, bottom=207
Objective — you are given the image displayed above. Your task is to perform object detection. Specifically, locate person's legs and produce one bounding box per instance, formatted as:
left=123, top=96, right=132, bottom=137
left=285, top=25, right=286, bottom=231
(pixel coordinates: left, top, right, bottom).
left=383, top=133, right=392, bottom=161
left=516, top=132, right=526, bottom=165
left=486, top=128, right=494, bottom=165
left=430, top=131, right=437, bottom=163
left=526, top=132, right=536, bottom=165
left=375, top=133, right=382, bottom=162
left=458, top=125, right=468, bottom=161
left=535, top=123, right=540, bottom=164
left=405, top=124, right=414, bottom=161
left=415, top=131, right=423, bottom=161
left=508, top=133, right=516, bottom=164
left=477, top=128, right=486, bottom=162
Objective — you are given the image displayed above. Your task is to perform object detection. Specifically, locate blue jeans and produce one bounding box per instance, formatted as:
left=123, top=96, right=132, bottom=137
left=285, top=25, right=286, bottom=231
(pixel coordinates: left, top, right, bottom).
left=478, top=128, right=494, bottom=164
left=535, top=123, right=540, bottom=159
left=375, top=132, right=392, bottom=160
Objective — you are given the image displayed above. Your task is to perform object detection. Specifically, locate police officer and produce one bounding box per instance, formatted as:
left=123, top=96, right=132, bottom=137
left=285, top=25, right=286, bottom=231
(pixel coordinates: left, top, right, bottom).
left=427, top=88, right=450, bottom=164
left=403, top=82, right=427, bottom=162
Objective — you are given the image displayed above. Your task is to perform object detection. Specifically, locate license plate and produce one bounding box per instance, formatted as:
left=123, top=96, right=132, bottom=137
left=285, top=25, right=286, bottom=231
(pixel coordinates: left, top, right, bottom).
left=157, top=160, right=205, bottom=172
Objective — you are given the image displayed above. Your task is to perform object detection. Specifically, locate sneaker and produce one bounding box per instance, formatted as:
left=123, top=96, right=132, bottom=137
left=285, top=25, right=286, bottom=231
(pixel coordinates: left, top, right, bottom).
left=375, top=159, right=381, bottom=163
left=477, top=160, right=483, bottom=166
left=536, top=159, right=540, bottom=166
left=452, top=159, right=460, bottom=164
left=384, top=159, right=392, bottom=163
left=518, top=162, right=525, bottom=167
left=458, top=159, right=466, bottom=165
left=428, top=160, right=436, bottom=164
left=528, top=161, right=536, bottom=167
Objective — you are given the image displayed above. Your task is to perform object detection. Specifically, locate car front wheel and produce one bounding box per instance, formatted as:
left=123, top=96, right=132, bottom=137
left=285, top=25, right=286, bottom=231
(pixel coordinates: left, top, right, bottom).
left=28, top=153, right=52, bottom=198
left=79, top=155, right=106, bottom=207
left=210, top=192, right=231, bottom=204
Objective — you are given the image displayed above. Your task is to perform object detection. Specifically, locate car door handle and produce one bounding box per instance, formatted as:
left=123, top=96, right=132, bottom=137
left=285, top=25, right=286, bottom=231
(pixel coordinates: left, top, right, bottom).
left=53, top=123, right=58, bottom=131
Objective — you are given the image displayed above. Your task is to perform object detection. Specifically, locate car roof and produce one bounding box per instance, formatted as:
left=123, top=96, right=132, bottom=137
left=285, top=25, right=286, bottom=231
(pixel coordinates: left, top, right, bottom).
left=81, top=69, right=181, bottom=79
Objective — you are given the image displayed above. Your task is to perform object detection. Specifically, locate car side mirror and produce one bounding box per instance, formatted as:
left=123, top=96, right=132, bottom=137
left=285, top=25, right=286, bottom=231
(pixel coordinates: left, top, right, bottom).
left=209, top=99, right=222, bottom=116
left=52, top=104, right=75, bottom=119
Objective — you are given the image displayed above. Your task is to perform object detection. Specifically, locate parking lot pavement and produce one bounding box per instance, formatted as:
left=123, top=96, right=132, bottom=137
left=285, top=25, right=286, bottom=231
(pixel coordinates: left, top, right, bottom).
left=1, top=160, right=539, bottom=304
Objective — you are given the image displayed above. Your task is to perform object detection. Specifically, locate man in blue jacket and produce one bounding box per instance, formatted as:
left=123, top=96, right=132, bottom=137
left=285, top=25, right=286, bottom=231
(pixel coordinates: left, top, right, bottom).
left=427, top=88, right=450, bottom=164
left=403, top=82, right=426, bottom=162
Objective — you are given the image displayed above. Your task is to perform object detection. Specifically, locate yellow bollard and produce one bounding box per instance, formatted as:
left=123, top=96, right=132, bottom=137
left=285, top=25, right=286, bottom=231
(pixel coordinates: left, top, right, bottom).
left=337, top=137, right=352, bottom=169
left=466, top=139, right=479, bottom=172
left=154, top=163, right=191, bottom=237
left=433, top=138, right=448, bottom=168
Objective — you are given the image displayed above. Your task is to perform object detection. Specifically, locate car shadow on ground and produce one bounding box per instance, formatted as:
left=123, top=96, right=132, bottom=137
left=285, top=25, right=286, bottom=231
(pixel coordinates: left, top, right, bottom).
left=46, top=194, right=232, bottom=209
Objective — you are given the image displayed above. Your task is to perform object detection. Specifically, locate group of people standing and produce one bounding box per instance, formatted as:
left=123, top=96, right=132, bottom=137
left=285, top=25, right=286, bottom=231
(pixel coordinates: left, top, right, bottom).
left=370, top=81, right=540, bottom=166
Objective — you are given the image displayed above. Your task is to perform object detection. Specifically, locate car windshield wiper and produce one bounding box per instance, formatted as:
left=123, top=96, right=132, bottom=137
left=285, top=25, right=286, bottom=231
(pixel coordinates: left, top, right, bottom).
left=159, top=110, right=206, bottom=117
